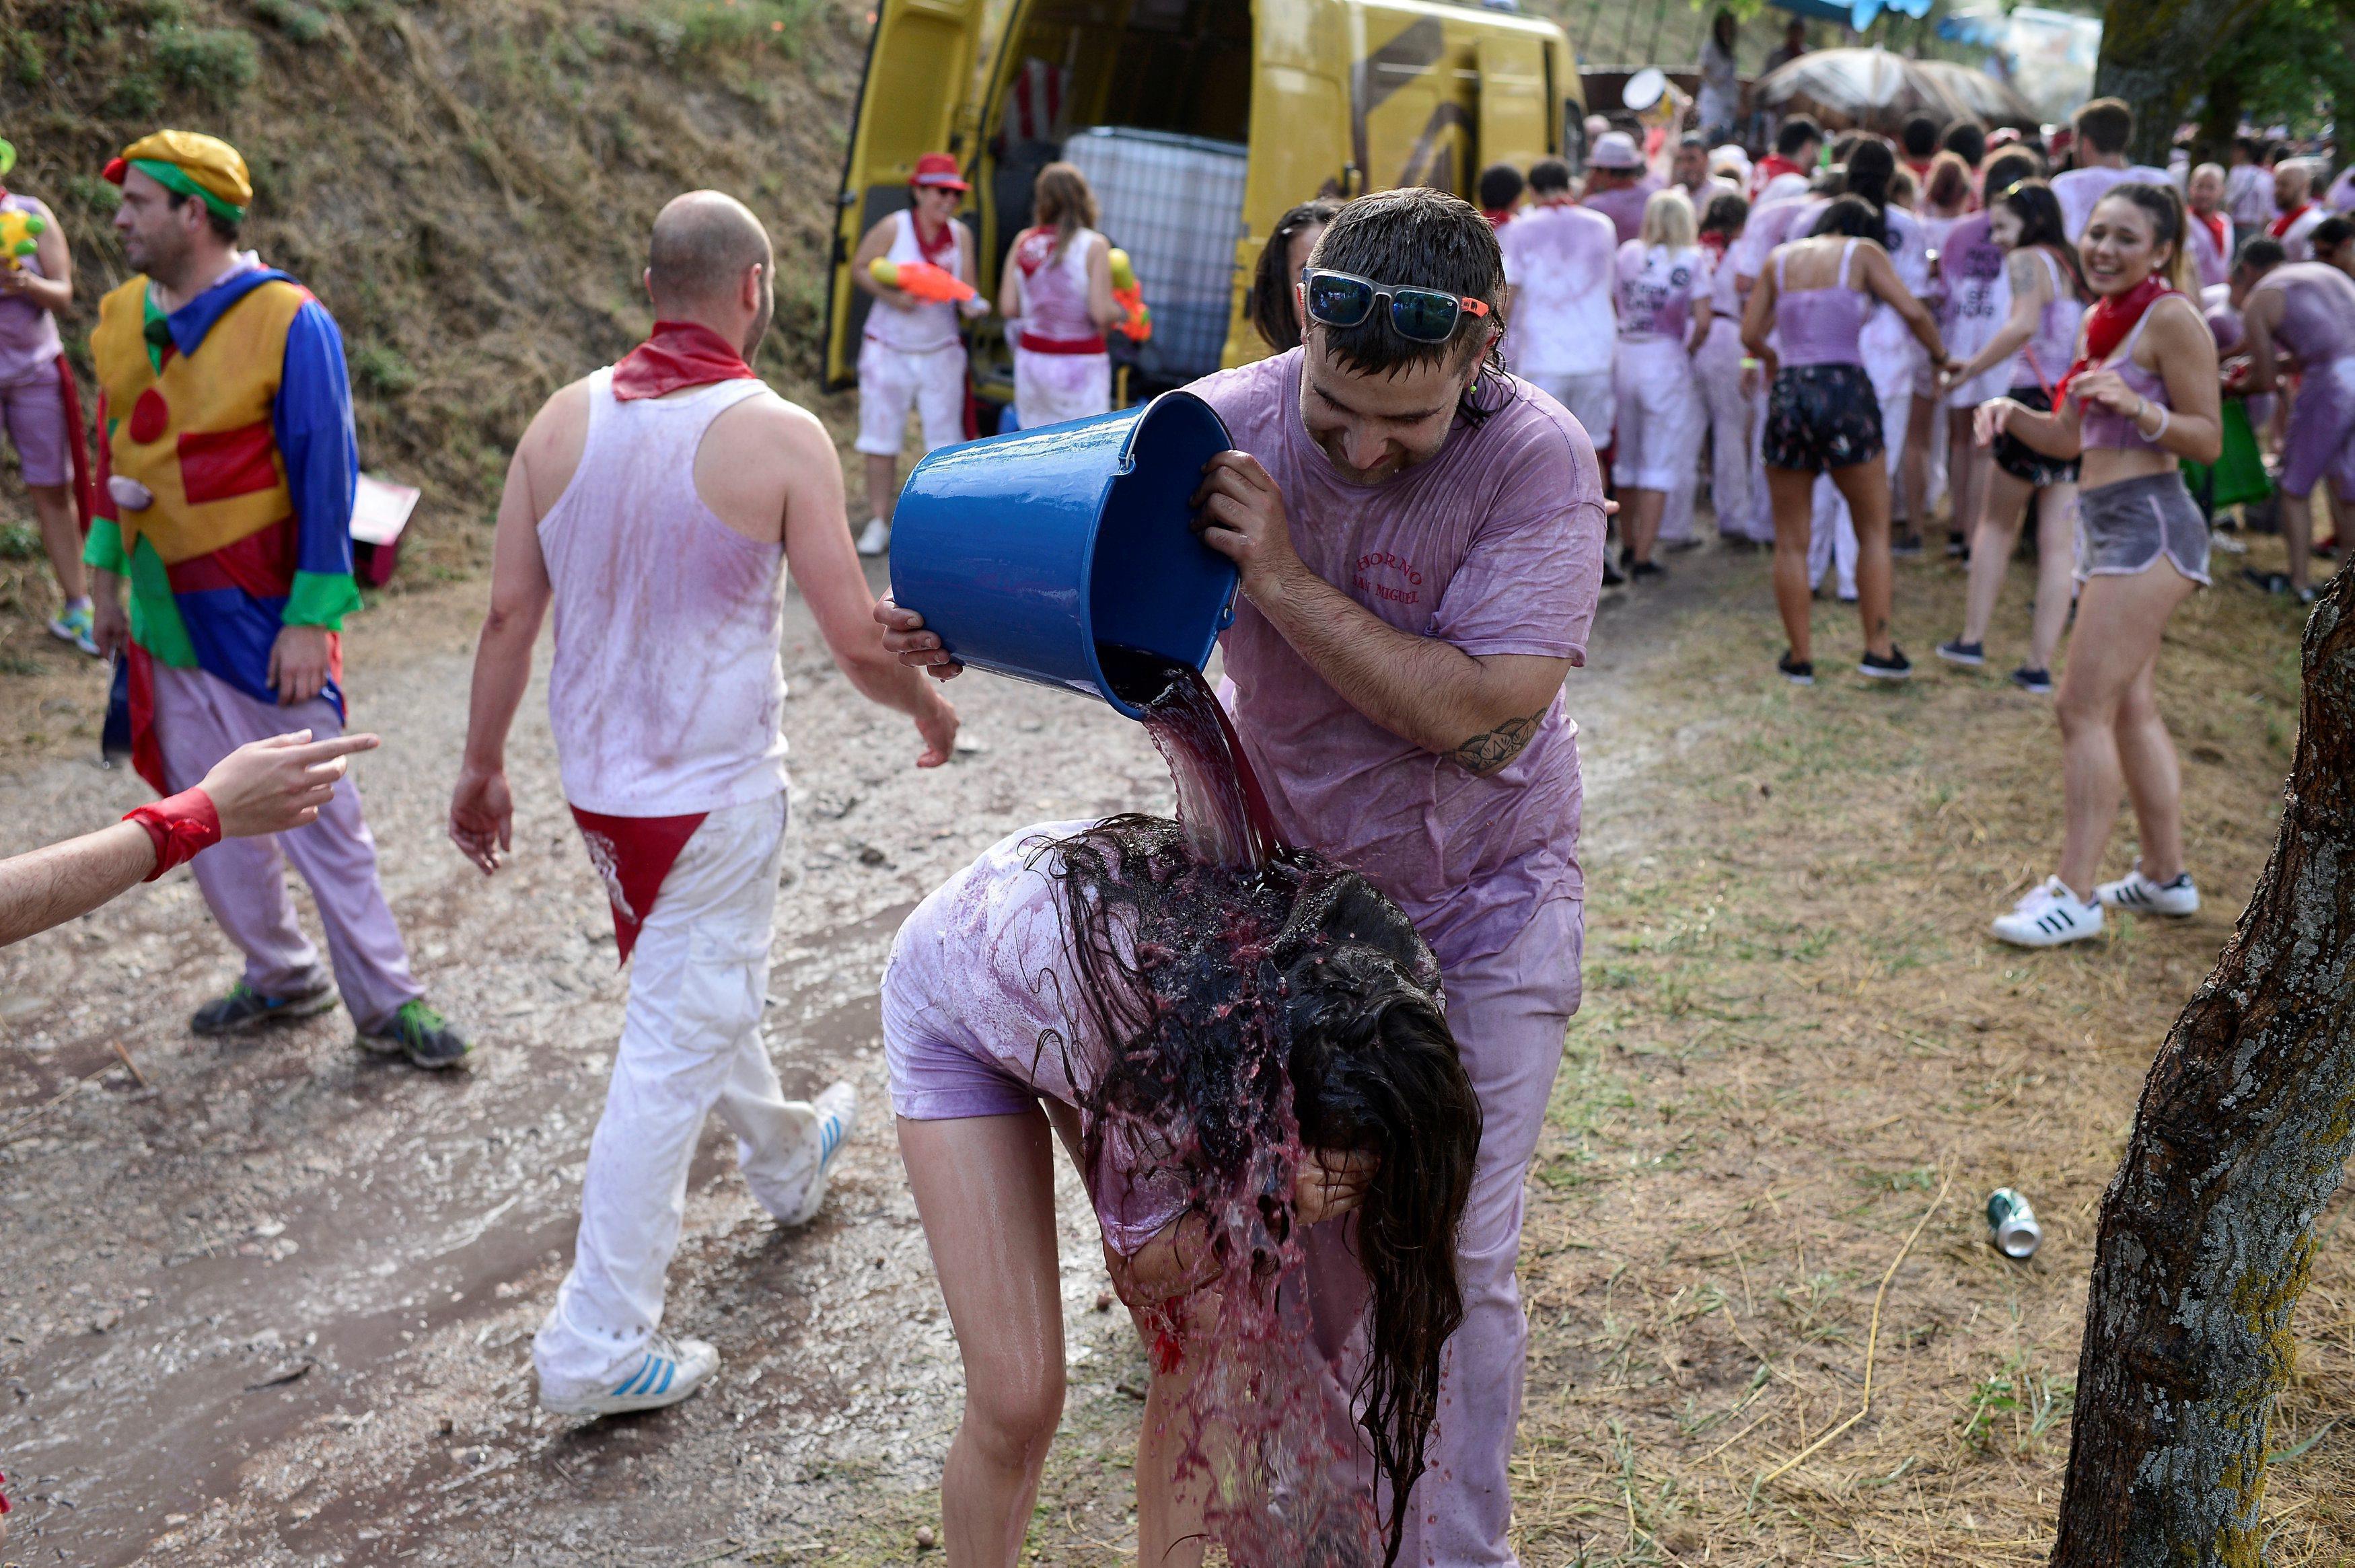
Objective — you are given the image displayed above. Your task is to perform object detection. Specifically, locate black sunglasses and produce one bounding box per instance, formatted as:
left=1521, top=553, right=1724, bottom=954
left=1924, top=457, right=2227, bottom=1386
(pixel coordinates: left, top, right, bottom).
left=1299, top=267, right=1493, bottom=343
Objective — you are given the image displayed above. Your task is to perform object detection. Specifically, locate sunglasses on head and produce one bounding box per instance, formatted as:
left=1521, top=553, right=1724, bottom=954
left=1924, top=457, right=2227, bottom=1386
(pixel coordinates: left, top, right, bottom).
left=1300, top=267, right=1492, bottom=343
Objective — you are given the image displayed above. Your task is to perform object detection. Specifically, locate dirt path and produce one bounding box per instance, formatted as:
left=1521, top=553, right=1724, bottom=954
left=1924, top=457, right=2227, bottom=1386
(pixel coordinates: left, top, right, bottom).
left=3, top=535, right=2346, bottom=1565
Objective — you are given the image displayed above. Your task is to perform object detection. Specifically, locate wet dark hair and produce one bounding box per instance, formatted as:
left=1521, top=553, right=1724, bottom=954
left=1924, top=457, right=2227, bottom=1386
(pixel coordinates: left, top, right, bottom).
left=2094, top=180, right=2194, bottom=295
left=1778, top=116, right=1823, bottom=159
left=1942, top=120, right=1988, bottom=168
left=2235, top=234, right=2286, bottom=272
left=1993, top=177, right=2088, bottom=297
left=1700, top=191, right=1748, bottom=239
left=1528, top=156, right=1574, bottom=196
left=1251, top=197, right=1344, bottom=351
left=1925, top=150, right=1973, bottom=212
left=1477, top=163, right=1525, bottom=212
left=2074, top=97, right=2134, bottom=157
left=1984, top=147, right=2044, bottom=197
left=1810, top=193, right=1887, bottom=248
left=1305, top=185, right=1507, bottom=389
left=1902, top=115, right=1940, bottom=159
left=2313, top=215, right=2354, bottom=257
left=1844, top=136, right=1897, bottom=214
left=1042, top=816, right=1480, bottom=1568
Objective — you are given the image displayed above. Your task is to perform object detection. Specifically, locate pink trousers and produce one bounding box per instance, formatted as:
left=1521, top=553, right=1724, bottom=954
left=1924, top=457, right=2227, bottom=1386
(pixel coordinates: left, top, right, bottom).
left=151, top=663, right=421, bottom=1032
left=1302, top=898, right=1584, bottom=1567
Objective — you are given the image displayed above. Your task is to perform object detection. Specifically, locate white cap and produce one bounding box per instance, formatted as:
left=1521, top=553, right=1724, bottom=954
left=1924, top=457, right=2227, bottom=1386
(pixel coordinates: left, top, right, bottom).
left=1711, top=144, right=1752, bottom=182
left=1590, top=131, right=1643, bottom=170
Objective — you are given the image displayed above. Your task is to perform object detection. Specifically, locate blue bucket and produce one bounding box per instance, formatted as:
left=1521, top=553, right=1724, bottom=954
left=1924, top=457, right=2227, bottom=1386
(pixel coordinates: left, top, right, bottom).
left=888, top=391, right=1237, bottom=719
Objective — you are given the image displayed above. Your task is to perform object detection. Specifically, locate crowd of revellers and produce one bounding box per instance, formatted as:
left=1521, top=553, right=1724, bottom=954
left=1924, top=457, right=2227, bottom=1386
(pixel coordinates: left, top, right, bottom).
left=0, top=87, right=2350, bottom=1562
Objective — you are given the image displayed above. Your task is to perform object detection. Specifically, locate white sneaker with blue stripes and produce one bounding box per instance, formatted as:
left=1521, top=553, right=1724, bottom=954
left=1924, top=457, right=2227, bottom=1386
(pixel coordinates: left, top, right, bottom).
left=541, top=1333, right=718, bottom=1418
left=1991, top=877, right=2105, bottom=948
left=780, top=1081, right=859, bottom=1228
left=2096, top=863, right=2200, bottom=918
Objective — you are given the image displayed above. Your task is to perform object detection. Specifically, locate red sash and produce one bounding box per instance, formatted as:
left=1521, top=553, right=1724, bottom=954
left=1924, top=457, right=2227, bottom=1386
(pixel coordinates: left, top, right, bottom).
left=1018, top=331, right=1108, bottom=354
left=570, top=807, right=709, bottom=963
left=611, top=321, right=756, bottom=402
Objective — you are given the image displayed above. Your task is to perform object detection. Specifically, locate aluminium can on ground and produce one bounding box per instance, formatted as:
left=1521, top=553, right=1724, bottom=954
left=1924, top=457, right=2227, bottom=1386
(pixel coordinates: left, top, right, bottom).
left=1986, top=1188, right=2041, bottom=1259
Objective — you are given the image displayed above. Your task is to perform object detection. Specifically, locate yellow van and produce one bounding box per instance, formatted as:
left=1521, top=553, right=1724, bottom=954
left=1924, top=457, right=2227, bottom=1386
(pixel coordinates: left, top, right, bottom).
left=824, top=0, right=1583, bottom=400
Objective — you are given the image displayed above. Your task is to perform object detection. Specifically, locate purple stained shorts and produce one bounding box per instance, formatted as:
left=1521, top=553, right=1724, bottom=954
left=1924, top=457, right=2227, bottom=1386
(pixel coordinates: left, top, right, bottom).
left=2281, top=356, right=2355, bottom=499
left=0, top=367, right=69, bottom=488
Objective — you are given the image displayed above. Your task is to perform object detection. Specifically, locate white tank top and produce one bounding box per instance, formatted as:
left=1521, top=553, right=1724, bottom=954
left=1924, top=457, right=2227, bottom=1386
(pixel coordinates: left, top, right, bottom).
left=867, top=209, right=968, bottom=353
left=1013, top=225, right=1103, bottom=347
left=539, top=369, right=791, bottom=817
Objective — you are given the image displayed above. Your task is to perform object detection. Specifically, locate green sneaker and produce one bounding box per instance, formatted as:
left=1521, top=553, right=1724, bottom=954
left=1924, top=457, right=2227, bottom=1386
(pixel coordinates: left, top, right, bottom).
left=190, top=978, right=340, bottom=1037
left=48, top=603, right=99, bottom=657
left=358, top=1000, right=473, bottom=1071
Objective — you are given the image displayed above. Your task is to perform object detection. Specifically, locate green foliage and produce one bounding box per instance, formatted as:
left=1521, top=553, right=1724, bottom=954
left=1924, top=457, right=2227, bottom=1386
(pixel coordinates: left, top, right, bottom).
left=626, top=0, right=822, bottom=61
left=2200, top=0, right=2355, bottom=137
left=352, top=344, right=419, bottom=396
left=104, top=71, right=164, bottom=118
left=61, top=176, right=122, bottom=216
left=0, top=524, right=43, bottom=562
left=4, top=30, right=46, bottom=87
left=152, top=24, right=261, bottom=100
left=250, top=0, right=334, bottom=44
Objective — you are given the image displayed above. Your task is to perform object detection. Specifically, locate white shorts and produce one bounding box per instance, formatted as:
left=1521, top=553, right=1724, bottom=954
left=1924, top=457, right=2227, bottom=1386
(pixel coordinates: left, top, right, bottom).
left=1525, top=371, right=1617, bottom=452
left=1611, top=341, right=1704, bottom=492
left=1012, top=346, right=1112, bottom=431
left=856, top=338, right=968, bottom=457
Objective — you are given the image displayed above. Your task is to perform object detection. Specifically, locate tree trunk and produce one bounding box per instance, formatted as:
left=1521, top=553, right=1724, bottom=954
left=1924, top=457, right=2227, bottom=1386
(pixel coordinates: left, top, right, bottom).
left=2192, top=65, right=2241, bottom=170
left=2051, top=574, right=2355, bottom=1564
left=2095, top=0, right=2271, bottom=167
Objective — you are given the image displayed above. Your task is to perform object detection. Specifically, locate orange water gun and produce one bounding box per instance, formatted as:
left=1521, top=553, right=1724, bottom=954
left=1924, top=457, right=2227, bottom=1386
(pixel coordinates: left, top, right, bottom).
left=0, top=207, right=45, bottom=270
left=869, top=256, right=977, bottom=305
left=1108, top=248, right=1151, bottom=344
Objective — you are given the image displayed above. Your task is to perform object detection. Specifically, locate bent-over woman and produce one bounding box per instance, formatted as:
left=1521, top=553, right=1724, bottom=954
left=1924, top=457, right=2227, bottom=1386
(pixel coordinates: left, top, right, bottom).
left=887, top=817, right=1482, bottom=1566
left=1974, top=184, right=2222, bottom=947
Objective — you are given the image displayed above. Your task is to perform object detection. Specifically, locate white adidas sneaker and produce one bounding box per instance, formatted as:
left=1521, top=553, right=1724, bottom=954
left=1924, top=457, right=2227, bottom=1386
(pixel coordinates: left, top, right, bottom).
left=1991, top=877, right=2105, bottom=948
left=855, top=517, right=892, bottom=557
left=2096, top=863, right=2200, bottom=918
left=779, top=1082, right=859, bottom=1228
left=540, top=1333, right=719, bottom=1418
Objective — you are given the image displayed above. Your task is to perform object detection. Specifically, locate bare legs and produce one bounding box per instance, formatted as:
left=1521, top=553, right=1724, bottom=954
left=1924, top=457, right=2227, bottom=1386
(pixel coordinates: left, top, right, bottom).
left=900, top=1112, right=1066, bottom=1567
left=1828, top=457, right=1896, bottom=658
left=2052, top=563, right=2198, bottom=899
left=865, top=453, right=900, bottom=528
left=1958, top=472, right=2078, bottom=672
left=31, top=483, right=83, bottom=605
left=1622, top=486, right=1666, bottom=569
left=1947, top=408, right=1986, bottom=556
left=1899, top=392, right=1937, bottom=543
left=2279, top=487, right=2315, bottom=594
left=1767, top=465, right=1820, bottom=663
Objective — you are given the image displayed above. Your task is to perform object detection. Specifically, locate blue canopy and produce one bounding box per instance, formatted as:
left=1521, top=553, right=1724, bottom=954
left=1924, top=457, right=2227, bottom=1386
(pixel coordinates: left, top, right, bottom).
left=1771, top=0, right=1934, bottom=28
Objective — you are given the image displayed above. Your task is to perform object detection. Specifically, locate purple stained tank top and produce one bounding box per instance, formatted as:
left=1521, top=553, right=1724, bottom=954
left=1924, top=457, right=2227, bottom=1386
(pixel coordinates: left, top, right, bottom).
left=0, top=192, right=62, bottom=385
left=1775, top=240, right=1869, bottom=368
left=2253, top=262, right=2355, bottom=365
left=2020, top=250, right=2085, bottom=394
left=2077, top=307, right=2177, bottom=452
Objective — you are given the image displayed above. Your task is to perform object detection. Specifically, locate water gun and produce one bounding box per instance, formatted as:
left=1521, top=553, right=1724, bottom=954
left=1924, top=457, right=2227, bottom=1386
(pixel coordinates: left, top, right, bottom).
left=1108, top=248, right=1151, bottom=344
left=0, top=207, right=45, bottom=270
left=869, top=256, right=976, bottom=305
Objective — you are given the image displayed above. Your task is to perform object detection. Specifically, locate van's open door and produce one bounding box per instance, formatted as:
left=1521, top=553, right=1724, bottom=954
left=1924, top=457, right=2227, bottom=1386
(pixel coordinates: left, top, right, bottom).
left=1474, top=34, right=1552, bottom=176
left=824, top=0, right=994, bottom=390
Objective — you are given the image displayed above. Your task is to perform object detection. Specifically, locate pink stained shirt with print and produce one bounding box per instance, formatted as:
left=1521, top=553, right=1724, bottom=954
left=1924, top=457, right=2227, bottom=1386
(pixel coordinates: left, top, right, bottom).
left=1188, top=348, right=1607, bottom=969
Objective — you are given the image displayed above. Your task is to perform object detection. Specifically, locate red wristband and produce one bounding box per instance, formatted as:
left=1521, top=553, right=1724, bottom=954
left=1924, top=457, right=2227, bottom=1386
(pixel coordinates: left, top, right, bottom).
left=124, top=788, right=223, bottom=881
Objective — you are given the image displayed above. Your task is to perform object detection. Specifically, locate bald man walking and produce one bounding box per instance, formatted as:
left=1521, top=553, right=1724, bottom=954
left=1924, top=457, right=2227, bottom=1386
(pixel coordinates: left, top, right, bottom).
left=451, top=192, right=959, bottom=1418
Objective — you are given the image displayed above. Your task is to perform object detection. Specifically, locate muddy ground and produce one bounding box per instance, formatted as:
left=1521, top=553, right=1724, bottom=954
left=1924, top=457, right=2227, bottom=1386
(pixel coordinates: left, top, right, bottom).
left=1, top=533, right=2349, bottom=1566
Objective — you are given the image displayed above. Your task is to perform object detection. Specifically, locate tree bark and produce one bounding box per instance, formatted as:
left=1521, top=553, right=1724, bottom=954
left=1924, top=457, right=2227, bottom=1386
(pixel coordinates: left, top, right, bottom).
left=2192, top=65, right=2242, bottom=170
left=2095, top=0, right=2272, bottom=167
left=2052, top=573, right=2355, bottom=1564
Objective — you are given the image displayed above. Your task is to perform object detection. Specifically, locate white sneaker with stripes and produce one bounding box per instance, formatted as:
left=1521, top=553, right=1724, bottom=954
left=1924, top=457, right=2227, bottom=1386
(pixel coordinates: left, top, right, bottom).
left=1991, top=877, right=2105, bottom=948
left=540, top=1333, right=718, bottom=1418
left=2096, top=863, right=2200, bottom=918
left=778, top=1081, right=859, bottom=1228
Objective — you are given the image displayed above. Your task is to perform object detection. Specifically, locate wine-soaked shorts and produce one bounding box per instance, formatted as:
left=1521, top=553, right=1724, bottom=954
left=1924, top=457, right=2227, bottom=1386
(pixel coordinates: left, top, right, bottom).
left=1764, top=363, right=1884, bottom=474
left=2076, top=471, right=2210, bottom=586
left=1991, top=385, right=2081, bottom=487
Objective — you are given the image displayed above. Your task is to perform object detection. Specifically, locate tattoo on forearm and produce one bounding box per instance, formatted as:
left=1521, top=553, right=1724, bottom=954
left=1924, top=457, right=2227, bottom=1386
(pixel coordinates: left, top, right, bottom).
left=1447, top=711, right=1545, bottom=776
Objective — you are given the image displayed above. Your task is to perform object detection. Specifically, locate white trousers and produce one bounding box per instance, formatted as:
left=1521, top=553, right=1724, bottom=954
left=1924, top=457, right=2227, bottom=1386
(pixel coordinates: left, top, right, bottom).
left=534, top=794, right=822, bottom=1392
left=855, top=338, right=967, bottom=458
left=1524, top=370, right=1616, bottom=455
left=1686, top=319, right=1766, bottom=541
left=1611, top=340, right=1704, bottom=494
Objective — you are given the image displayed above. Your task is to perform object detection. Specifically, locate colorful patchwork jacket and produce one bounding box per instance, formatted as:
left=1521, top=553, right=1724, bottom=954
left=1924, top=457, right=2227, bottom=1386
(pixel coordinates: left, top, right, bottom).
left=83, top=261, right=361, bottom=788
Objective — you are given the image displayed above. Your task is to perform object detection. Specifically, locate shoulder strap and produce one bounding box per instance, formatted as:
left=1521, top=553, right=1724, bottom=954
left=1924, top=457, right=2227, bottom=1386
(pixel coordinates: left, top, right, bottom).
left=1840, top=238, right=1858, bottom=287
left=1774, top=249, right=1786, bottom=289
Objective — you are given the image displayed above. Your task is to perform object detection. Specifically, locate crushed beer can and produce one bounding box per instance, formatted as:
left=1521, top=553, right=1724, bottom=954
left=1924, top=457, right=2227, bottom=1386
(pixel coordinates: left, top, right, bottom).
left=1986, top=1188, right=2041, bottom=1259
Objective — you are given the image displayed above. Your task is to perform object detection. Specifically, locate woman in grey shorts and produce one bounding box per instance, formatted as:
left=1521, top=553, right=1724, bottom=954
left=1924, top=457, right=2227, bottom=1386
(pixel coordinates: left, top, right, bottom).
left=1967, top=182, right=2222, bottom=948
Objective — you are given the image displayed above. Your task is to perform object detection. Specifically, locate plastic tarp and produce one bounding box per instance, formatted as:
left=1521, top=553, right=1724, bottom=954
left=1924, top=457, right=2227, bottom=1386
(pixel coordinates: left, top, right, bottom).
left=1753, top=46, right=1976, bottom=135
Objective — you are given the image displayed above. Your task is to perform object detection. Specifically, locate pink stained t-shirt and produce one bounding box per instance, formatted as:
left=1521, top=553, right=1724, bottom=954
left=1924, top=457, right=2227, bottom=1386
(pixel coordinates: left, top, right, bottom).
left=881, top=821, right=1190, bottom=1255
left=1584, top=175, right=1664, bottom=246
left=1498, top=201, right=1622, bottom=379
left=1188, top=349, right=1607, bottom=968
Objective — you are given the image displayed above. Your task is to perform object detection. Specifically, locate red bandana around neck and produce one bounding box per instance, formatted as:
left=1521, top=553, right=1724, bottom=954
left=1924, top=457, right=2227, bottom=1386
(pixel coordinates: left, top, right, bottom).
left=912, top=211, right=958, bottom=265
left=2197, top=211, right=2227, bottom=254
left=2057, top=274, right=2173, bottom=406
left=612, top=320, right=757, bottom=402
left=2269, top=202, right=2313, bottom=239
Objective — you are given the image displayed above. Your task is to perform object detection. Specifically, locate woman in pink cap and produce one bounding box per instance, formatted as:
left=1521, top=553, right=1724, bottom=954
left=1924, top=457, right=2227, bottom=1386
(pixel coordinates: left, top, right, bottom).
left=849, top=152, right=986, bottom=556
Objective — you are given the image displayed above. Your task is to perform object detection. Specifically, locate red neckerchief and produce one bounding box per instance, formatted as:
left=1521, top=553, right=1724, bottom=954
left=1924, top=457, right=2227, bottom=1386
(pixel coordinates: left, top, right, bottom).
left=2057, top=274, right=2173, bottom=405
left=2196, top=210, right=2226, bottom=254
left=1753, top=154, right=1799, bottom=196
left=1700, top=231, right=1729, bottom=260
left=1483, top=207, right=1514, bottom=229
left=571, top=807, right=710, bottom=963
left=2270, top=202, right=2313, bottom=239
left=912, top=211, right=958, bottom=266
left=611, top=320, right=756, bottom=402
